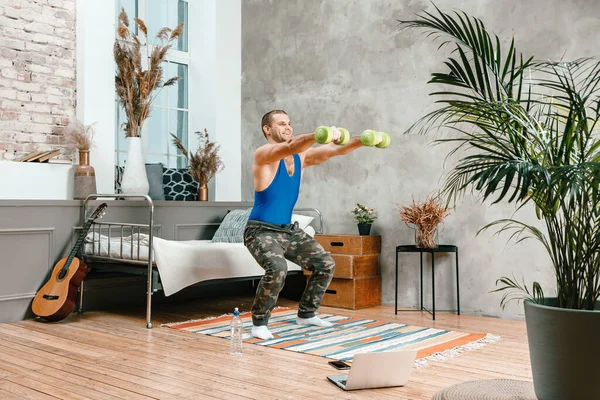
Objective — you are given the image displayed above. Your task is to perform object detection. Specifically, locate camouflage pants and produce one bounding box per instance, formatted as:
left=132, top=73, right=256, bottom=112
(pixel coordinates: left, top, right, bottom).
left=243, top=219, right=335, bottom=326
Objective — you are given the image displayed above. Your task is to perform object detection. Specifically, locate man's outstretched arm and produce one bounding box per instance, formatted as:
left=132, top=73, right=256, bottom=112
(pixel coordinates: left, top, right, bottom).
left=255, top=133, right=316, bottom=165
left=303, top=137, right=364, bottom=167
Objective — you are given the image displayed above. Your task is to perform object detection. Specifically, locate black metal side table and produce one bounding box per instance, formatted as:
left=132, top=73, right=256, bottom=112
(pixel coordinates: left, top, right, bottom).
left=395, top=245, right=460, bottom=320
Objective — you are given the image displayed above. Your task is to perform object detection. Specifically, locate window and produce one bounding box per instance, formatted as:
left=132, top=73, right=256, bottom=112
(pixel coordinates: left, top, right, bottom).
left=115, top=0, right=189, bottom=169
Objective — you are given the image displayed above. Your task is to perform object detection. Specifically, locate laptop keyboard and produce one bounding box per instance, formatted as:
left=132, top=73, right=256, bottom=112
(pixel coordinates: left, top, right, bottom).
left=339, top=380, right=347, bottom=386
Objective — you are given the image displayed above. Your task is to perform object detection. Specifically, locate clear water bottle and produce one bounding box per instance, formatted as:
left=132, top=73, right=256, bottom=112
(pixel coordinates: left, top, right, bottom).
left=230, top=307, right=243, bottom=355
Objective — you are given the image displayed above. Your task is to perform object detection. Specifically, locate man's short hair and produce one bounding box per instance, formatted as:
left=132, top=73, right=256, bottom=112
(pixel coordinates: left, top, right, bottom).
left=261, top=110, right=288, bottom=138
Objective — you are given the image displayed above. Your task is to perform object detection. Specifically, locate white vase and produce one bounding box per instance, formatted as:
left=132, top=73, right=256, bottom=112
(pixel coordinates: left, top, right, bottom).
left=121, top=136, right=149, bottom=196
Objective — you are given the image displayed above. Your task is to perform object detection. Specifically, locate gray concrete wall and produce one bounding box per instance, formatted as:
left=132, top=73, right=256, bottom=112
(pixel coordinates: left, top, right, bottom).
left=241, top=0, right=600, bottom=319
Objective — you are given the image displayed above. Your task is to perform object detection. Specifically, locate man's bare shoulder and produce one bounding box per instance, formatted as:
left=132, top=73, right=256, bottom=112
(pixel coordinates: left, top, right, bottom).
left=255, top=142, right=276, bottom=152
left=254, top=142, right=292, bottom=167
left=253, top=144, right=279, bottom=169
left=254, top=143, right=276, bottom=158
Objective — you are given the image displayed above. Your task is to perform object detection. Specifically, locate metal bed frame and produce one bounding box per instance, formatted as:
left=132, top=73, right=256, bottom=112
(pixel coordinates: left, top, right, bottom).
left=80, top=194, right=324, bottom=328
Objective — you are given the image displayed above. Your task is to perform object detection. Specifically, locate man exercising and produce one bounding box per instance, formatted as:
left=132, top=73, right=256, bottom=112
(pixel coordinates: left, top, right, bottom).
left=244, top=110, right=366, bottom=340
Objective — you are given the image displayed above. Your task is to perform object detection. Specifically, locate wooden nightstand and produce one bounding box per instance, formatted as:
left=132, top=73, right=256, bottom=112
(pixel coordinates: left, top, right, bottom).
left=305, top=234, right=382, bottom=309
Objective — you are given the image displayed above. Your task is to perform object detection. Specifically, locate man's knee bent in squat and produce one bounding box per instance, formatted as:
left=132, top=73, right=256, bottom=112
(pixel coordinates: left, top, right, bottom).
left=311, top=252, right=336, bottom=276
left=260, top=256, right=289, bottom=287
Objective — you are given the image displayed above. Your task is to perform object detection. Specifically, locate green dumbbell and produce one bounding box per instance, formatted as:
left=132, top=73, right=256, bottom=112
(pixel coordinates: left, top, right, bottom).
left=314, top=126, right=350, bottom=145
left=360, top=130, right=391, bottom=148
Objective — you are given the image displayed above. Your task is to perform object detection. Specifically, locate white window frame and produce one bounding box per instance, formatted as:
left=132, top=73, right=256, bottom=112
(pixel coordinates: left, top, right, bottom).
left=114, top=0, right=190, bottom=168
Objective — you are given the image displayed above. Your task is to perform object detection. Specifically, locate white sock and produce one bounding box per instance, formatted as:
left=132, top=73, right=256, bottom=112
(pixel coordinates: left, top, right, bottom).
left=251, top=325, right=274, bottom=340
left=296, top=315, right=333, bottom=327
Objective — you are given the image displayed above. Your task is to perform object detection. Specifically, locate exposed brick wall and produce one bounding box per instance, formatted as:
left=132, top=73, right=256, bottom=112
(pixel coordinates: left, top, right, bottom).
left=0, top=0, right=76, bottom=161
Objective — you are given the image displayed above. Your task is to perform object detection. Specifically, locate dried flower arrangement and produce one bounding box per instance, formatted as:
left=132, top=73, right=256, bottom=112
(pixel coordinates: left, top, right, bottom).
left=63, top=118, right=96, bottom=152
left=398, top=195, right=451, bottom=248
left=351, top=203, right=377, bottom=224
left=114, top=8, right=183, bottom=138
left=171, top=129, right=225, bottom=188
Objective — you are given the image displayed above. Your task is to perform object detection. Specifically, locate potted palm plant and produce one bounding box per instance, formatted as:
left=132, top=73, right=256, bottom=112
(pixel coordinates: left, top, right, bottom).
left=400, top=6, right=600, bottom=399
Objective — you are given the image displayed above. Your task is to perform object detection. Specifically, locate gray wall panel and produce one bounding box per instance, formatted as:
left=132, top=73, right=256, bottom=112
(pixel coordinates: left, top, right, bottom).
left=174, top=223, right=221, bottom=241
left=0, top=200, right=254, bottom=323
left=0, top=228, right=54, bottom=297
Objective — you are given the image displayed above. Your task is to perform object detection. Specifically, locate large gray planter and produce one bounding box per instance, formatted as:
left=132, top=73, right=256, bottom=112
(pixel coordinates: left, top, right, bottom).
left=524, top=299, right=600, bottom=400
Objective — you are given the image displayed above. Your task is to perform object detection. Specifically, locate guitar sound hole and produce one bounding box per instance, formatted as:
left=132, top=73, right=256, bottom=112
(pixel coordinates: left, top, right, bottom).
left=330, top=242, right=344, bottom=247
left=43, top=294, right=59, bottom=300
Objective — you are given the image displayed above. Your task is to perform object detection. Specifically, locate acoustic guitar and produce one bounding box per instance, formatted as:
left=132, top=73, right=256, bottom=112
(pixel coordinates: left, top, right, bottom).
left=32, top=203, right=107, bottom=322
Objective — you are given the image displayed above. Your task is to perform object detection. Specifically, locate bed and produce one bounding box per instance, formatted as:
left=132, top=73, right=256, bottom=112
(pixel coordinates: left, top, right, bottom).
left=80, top=194, right=324, bottom=328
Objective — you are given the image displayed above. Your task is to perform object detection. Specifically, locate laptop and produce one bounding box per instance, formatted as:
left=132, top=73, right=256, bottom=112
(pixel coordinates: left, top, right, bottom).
left=327, top=350, right=417, bottom=391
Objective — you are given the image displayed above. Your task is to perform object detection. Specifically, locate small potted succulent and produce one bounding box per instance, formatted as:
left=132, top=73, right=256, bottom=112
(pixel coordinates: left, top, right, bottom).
left=351, top=203, right=377, bottom=236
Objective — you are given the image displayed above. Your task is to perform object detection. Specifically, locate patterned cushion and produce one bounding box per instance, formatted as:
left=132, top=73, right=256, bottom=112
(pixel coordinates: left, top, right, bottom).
left=115, top=165, right=124, bottom=194
left=162, top=167, right=199, bottom=201
left=211, top=209, right=252, bottom=243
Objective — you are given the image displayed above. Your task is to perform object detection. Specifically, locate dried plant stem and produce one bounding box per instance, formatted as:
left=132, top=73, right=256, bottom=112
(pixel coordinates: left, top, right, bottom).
left=114, top=9, right=183, bottom=137
left=415, top=225, right=438, bottom=248
left=170, top=129, right=224, bottom=187
left=63, top=118, right=96, bottom=152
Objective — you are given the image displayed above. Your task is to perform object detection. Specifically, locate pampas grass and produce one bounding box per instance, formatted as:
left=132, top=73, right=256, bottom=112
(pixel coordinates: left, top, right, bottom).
left=171, top=129, right=225, bottom=187
left=398, top=195, right=451, bottom=248
left=114, top=8, right=183, bottom=138
left=63, top=118, right=96, bottom=151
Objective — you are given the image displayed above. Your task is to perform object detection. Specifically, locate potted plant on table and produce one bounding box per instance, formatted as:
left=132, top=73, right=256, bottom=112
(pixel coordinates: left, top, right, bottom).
left=397, top=194, right=450, bottom=248
left=114, top=9, right=183, bottom=195
left=401, top=6, right=600, bottom=399
left=351, top=203, right=377, bottom=236
left=171, top=129, right=225, bottom=201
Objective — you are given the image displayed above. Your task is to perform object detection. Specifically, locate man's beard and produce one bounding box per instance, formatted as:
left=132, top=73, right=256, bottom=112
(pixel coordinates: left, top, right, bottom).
left=278, top=131, right=291, bottom=142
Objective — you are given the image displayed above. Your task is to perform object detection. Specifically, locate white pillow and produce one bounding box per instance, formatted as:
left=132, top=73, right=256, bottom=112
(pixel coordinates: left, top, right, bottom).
left=303, top=225, right=316, bottom=237
left=292, top=213, right=314, bottom=230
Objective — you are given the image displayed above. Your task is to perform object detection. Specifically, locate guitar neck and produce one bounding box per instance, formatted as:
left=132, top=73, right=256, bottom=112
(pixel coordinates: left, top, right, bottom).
left=65, top=219, right=95, bottom=267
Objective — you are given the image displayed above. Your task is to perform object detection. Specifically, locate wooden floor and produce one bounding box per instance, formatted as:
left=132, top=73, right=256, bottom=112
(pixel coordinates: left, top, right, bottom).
left=0, top=295, right=532, bottom=399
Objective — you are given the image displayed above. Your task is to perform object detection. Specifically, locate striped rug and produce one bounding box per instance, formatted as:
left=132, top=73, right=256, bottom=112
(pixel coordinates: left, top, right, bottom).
left=163, top=308, right=499, bottom=365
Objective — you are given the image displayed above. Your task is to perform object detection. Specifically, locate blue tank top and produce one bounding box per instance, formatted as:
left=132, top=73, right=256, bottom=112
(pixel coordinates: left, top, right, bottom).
left=248, top=154, right=301, bottom=225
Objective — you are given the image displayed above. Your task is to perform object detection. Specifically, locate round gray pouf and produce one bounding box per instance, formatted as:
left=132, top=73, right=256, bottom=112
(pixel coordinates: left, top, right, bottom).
left=432, top=379, right=537, bottom=400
